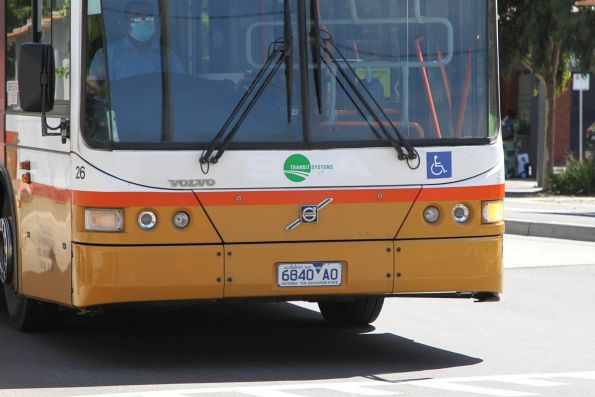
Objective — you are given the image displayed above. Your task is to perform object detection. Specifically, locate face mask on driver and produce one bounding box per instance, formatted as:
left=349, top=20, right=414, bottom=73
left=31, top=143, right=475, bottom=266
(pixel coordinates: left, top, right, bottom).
left=129, top=20, right=155, bottom=42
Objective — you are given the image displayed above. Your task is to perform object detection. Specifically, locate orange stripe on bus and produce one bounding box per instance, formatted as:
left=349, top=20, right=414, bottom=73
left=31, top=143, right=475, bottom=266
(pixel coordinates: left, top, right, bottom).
left=417, top=184, right=505, bottom=202
left=25, top=183, right=504, bottom=207
left=6, top=131, right=18, bottom=145
left=29, top=183, right=72, bottom=203
left=73, top=190, right=199, bottom=207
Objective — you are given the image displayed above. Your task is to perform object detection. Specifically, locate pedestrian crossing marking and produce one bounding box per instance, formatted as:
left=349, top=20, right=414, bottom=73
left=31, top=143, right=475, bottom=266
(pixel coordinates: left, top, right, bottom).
left=324, top=384, right=400, bottom=395
left=489, top=376, right=567, bottom=387
left=239, top=389, right=309, bottom=397
left=52, top=370, right=594, bottom=397
left=408, top=379, right=538, bottom=396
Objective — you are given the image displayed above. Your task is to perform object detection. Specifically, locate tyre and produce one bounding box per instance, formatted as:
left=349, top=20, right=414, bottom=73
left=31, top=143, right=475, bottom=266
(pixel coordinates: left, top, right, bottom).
left=0, top=199, right=13, bottom=308
left=4, top=285, right=60, bottom=331
left=318, top=295, right=384, bottom=326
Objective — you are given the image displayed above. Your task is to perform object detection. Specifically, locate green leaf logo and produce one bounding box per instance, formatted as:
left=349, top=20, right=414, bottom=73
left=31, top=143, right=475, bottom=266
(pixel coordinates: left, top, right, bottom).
left=284, top=154, right=311, bottom=182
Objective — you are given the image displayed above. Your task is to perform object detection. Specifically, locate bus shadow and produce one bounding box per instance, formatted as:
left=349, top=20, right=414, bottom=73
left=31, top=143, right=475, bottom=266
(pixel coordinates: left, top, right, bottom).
left=0, top=302, right=482, bottom=389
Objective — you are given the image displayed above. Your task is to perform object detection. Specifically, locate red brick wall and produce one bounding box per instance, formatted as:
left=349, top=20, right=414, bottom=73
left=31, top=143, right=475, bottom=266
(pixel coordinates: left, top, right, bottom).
left=500, top=71, right=519, bottom=116
left=554, top=88, right=572, bottom=165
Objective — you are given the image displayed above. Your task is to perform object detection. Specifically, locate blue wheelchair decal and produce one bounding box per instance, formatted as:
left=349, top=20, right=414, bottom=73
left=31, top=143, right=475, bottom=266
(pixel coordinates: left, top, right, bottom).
left=427, top=152, right=452, bottom=179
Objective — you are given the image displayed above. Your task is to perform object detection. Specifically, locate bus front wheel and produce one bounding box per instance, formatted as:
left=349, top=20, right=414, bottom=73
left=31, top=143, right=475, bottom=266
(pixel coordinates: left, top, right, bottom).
left=318, top=296, right=384, bottom=326
left=3, top=285, right=59, bottom=332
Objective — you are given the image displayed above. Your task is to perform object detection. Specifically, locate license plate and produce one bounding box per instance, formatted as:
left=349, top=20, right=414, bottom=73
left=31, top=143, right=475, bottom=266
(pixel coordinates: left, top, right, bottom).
left=277, top=262, right=343, bottom=288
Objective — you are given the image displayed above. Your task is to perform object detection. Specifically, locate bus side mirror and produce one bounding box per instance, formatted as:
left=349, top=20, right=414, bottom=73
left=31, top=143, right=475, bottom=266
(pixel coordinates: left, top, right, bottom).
left=18, top=43, right=55, bottom=113
left=18, top=43, right=69, bottom=143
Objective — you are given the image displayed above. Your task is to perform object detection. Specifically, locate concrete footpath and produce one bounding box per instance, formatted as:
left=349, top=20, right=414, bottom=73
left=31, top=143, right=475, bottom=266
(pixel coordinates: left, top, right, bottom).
left=505, top=180, right=595, bottom=242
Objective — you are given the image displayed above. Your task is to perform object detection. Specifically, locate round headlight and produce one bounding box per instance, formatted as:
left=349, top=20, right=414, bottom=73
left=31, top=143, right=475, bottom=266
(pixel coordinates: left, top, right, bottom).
left=423, top=206, right=440, bottom=224
left=138, top=211, right=157, bottom=230
left=173, top=211, right=190, bottom=229
left=452, top=204, right=470, bottom=223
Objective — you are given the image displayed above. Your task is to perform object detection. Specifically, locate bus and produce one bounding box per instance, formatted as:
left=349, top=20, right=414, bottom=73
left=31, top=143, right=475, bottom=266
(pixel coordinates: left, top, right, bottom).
left=0, top=0, right=504, bottom=331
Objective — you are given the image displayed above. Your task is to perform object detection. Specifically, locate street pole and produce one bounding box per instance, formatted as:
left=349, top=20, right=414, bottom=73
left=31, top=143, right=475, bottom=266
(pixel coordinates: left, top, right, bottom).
left=573, top=74, right=590, bottom=163
left=579, top=90, right=583, bottom=163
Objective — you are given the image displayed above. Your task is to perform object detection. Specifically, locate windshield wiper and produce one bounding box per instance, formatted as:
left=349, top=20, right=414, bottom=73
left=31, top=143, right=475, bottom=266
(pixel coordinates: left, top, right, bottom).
left=200, top=0, right=293, bottom=165
left=309, top=1, right=381, bottom=139
left=309, top=0, right=322, bottom=114
left=284, top=0, right=294, bottom=123
left=313, top=24, right=418, bottom=163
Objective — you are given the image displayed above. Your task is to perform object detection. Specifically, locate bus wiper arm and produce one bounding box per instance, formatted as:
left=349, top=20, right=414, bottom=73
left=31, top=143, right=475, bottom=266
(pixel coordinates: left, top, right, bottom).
left=310, top=0, right=322, bottom=114
left=317, top=30, right=418, bottom=162
left=201, top=0, right=293, bottom=165
left=284, top=0, right=294, bottom=123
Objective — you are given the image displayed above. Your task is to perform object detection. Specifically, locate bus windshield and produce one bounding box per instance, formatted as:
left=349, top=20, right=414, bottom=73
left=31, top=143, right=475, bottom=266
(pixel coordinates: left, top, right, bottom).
left=83, top=0, right=496, bottom=148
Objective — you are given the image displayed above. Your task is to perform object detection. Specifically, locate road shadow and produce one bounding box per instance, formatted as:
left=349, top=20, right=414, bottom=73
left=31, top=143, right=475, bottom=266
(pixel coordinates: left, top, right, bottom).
left=0, top=302, right=481, bottom=389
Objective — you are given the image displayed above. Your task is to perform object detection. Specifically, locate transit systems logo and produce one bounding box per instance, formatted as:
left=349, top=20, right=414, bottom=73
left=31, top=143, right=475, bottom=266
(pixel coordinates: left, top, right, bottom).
left=283, top=154, right=333, bottom=182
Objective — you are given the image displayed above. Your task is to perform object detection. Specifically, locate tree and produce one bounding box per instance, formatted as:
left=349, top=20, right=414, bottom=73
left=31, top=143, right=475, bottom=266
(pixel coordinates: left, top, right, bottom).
left=498, top=0, right=595, bottom=187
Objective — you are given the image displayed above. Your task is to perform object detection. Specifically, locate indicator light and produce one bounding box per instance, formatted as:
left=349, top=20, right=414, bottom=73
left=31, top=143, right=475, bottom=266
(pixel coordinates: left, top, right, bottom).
left=85, top=209, right=124, bottom=232
left=482, top=200, right=504, bottom=224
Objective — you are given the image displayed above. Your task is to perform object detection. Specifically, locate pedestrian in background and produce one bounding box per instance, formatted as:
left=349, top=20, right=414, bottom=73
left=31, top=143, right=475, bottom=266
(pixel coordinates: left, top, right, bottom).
left=502, top=109, right=518, bottom=178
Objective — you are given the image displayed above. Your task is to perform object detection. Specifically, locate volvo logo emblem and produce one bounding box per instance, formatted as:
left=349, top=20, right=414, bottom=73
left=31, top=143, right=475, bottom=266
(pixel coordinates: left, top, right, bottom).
left=301, top=206, right=318, bottom=224
left=285, top=198, right=333, bottom=231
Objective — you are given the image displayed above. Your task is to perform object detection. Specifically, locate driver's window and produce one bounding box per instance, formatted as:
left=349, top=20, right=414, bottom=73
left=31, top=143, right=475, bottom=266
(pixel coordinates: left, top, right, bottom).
left=6, top=0, right=32, bottom=111
left=5, top=0, right=71, bottom=112
left=41, top=0, right=71, bottom=103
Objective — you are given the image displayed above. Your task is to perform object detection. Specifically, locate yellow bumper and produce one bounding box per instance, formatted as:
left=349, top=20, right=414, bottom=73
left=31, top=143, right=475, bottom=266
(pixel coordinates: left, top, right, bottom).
left=72, top=244, right=225, bottom=307
left=394, top=236, right=503, bottom=293
left=72, top=237, right=502, bottom=307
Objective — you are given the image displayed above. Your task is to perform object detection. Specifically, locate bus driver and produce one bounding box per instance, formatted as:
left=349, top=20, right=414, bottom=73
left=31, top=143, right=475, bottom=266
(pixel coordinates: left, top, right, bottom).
left=89, top=0, right=183, bottom=81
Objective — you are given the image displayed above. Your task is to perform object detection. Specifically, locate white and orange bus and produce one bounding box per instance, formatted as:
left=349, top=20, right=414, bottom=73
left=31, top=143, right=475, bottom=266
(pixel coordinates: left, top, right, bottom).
left=1, top=0, right=504, bottom=331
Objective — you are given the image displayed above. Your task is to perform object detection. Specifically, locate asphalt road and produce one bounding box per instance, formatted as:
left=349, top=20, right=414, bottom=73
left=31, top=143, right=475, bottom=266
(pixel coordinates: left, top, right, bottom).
left=1, top=235, right=594, bottom=397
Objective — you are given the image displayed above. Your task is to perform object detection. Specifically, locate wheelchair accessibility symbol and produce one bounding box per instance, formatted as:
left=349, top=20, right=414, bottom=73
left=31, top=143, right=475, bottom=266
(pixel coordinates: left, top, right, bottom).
left=427, top=152, right=452, bottom=179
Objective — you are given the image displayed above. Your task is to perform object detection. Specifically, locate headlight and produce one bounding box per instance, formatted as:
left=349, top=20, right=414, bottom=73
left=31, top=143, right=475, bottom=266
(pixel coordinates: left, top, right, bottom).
left=85, top=208, right=124, bottom=232
left=423, top=206, right=440, bottom=224
left=173, top=211, right=190, bottom=229
left=452, top=204, right=470, bottom=224
left=138, top=210, right=157, bottom=230
left=482, top=200, right=504, bottom=224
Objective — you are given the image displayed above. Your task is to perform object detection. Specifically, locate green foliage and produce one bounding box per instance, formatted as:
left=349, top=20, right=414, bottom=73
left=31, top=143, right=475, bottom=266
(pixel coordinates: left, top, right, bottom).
left=549, top=159, right=595, bottom=196
left=56, top=67, right=70, bottom=79
left=7, top=0, right=31, bottom=31
left=499, top=0, right=595, bottom=90
left=517, top=118, right=531, bottom=136
left=499, top=1, right=595, bottom=184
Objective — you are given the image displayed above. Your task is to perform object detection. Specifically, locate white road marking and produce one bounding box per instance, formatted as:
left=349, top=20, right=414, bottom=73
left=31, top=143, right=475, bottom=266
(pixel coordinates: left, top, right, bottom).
left=492, top=376, right=568, bottom=387
left=408, top=379, right=537, bottom=396
left=66, top=382, right=401, bottom=397
left=325, top=384, right=400, bottom=395
left=21, top=370, right=592, bottom=397
left=566, top=371, right=595, bottom=380
left=239, top=389, right=308, bottom=397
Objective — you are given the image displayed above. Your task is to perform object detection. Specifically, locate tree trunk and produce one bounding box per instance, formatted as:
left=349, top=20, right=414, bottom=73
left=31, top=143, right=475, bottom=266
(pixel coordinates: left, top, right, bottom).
left=538, top=43, right=560, bottom=190
left=542, top=77, right=556, bottom=190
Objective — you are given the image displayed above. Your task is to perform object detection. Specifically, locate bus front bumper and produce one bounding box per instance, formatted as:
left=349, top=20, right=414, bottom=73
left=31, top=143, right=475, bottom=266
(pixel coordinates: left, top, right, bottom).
left=72, top=236, right=502, bottom=307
